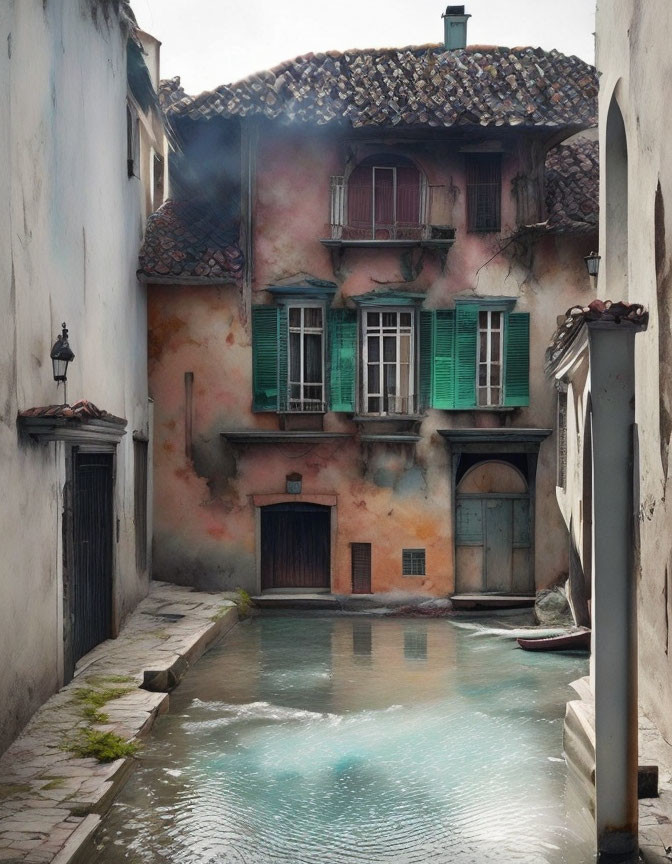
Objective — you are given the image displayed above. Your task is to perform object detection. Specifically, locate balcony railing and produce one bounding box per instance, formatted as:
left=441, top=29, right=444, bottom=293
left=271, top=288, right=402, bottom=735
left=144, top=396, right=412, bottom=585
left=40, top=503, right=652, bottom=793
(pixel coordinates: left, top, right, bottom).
left=326, top=176, right=454, bottom=245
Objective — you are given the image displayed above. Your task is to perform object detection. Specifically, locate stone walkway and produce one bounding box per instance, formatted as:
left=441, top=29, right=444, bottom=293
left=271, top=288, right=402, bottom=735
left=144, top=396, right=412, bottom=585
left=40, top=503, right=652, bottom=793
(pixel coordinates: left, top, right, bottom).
left=0, top=582, right=237, bottom=864
left=640, top=716, right=672, bottom=863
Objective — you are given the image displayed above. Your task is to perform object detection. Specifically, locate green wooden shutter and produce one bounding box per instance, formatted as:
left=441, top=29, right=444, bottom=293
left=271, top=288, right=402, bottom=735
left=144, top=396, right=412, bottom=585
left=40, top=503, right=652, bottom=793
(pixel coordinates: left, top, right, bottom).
left=419, top=311, right=434, bottom=412
left=433, top=310, right=456, bottom=409
left=276, top=305, right=289, bottom=412
left=252, top=306, right=279, bottom=412
left=328, top=308, right=357, bottom=412
left=454, top=304, right=478, bottom=408
left=504, top=312, right=530, bottom=407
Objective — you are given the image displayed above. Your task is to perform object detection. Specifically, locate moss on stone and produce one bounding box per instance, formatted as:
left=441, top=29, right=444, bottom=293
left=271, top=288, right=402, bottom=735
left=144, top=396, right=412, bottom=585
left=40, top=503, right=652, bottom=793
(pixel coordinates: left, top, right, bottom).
left=0, top=784, right=31, bottom=799
left=63, top=729, right=139, bottom=763
left=85, top=674, right=134, bottom=686
left=73, top=685, right=134, bottom=711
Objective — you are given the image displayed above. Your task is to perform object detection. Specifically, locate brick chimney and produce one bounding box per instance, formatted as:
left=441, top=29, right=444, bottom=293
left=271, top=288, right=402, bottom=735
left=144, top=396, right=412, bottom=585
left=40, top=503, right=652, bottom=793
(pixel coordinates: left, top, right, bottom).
left=442, top=5, right=471, bottom=50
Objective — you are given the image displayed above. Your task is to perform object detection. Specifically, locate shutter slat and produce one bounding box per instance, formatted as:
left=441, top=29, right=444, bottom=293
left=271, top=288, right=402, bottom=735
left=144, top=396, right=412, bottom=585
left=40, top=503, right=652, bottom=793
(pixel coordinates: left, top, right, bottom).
left=504, top=312, right=530, bottom=407
left=277, top=305, right=288, bottom=412
left=252, top=306, right=279, bottom=412
left=455, top=305, right=478, bottom=408
left=433, top=309, right=456, bottom=409
left=328, top=308, right=357, bottom=412
left=419, top=310, right=433, bottom=412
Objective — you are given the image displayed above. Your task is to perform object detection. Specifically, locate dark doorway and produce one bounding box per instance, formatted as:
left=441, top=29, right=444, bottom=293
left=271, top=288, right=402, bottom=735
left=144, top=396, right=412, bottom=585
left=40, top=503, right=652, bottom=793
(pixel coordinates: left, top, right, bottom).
left=261, top=503, right=331, bottom=590
left=70, top=451, right=114, bottom=671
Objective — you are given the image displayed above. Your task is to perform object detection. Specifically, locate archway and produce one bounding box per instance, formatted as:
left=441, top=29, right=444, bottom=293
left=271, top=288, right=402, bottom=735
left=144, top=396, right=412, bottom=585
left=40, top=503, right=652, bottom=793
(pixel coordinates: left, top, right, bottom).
left=605, top=95, right=629, bottom=298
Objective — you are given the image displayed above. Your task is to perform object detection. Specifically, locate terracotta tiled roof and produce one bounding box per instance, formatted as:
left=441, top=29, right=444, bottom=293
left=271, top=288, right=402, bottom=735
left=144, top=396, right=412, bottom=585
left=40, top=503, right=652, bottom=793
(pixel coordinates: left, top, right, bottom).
left=546, top=300, right=648, bottom=375
left=138, top=199, right=244, bottom=282
left=164, top=45, right=597, bottom=129
left=545, top=138, right=598, bottom=234
left=18, top=399, right=126, bottom=425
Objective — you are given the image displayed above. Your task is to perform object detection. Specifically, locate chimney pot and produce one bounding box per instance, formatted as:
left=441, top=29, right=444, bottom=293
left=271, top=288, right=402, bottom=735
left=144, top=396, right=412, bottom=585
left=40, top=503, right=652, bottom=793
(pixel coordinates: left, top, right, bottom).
left=442, top=5, right=471, bottom=51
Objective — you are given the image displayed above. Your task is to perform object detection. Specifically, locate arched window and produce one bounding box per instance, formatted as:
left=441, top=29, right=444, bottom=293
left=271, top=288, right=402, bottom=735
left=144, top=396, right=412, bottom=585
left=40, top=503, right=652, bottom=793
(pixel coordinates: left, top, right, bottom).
left=605, top=96, right=628, bottom=296
left=345, top=155, right=425, bottom=240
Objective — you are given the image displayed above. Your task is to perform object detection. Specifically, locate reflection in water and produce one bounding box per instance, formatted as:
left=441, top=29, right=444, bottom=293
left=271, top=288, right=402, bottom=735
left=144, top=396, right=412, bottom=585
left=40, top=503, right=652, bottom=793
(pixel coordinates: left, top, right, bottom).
left=89, top=615, right=594, bottom=864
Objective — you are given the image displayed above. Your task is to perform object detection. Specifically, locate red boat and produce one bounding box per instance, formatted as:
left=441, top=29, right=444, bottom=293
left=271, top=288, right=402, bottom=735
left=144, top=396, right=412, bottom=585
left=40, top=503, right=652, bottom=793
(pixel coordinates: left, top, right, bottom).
left=517, top=628, right=591, bottom=653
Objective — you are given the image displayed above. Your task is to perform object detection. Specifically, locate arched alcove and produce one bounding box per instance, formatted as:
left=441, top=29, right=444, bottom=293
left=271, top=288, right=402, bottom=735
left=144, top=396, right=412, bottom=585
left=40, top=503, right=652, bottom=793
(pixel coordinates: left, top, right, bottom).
left=605, top=96, right=629, bottom=298
left=455, top=459, right=532, bottom=595
left=457, top=460, right=528, bottom=495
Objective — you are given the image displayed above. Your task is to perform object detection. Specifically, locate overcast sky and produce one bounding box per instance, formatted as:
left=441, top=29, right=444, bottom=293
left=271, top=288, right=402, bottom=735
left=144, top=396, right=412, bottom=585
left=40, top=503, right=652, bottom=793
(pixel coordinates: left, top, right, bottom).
left=133, top=0, right=595, bottom=96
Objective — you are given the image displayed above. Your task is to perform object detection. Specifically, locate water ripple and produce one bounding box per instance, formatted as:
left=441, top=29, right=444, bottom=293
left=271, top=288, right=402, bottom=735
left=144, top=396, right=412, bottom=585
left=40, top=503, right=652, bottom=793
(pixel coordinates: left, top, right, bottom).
left=88, top=616, right=593, bottom=864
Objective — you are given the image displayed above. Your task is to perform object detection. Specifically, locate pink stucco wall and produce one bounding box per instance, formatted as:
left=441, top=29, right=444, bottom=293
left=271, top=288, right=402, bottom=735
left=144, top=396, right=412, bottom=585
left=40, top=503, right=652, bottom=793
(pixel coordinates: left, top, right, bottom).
left=149, top=123, right=595, bottom=597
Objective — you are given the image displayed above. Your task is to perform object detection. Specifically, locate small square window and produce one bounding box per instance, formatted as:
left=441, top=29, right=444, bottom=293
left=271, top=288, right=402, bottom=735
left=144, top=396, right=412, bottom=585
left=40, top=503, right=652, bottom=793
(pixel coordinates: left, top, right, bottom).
left=402, top=548, right=425, bottom=576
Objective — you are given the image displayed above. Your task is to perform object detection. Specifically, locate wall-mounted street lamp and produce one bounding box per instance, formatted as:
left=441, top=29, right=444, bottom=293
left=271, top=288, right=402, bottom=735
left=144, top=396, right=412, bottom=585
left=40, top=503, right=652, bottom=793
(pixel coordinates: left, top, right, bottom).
left=584, top=251, right=601, bottom=279
left=50, top=322, right=75, bottom=405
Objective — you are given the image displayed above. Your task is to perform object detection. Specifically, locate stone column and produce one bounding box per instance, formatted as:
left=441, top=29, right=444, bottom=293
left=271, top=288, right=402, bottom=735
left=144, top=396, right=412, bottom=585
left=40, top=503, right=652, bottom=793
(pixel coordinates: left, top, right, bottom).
left=588, top=320, right=643, bottom=859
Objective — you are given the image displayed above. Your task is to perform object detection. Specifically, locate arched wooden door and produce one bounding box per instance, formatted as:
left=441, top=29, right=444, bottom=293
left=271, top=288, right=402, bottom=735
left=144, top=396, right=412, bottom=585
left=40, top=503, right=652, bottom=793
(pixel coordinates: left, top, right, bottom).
left=455, top=460, right=532, bottom=594
left=261, top=503, right=331, bottom=590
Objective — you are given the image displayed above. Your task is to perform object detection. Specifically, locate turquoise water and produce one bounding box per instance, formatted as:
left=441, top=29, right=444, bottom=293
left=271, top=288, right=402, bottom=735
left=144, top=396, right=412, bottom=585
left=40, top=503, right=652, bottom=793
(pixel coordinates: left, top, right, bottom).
left=89, top=615, right=593, bottom=863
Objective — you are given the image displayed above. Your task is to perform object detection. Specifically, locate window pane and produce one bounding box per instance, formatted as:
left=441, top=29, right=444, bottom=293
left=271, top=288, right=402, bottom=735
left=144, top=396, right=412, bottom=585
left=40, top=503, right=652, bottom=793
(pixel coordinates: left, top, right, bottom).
left=304, top=384, right=321, bottom=400
left=491, top=363, right=501, bottom=386
left=367, top=312, right=380, bottom=328
left=400, top=312, right=412, bottom=328
left=368, top=396, right=380, bottom=413
left=400, top=334, right=411, bottom=364
left=289, top=308, right=301, bottom=327
left=383, top=336, right=396, bottom=362
left=367, top=336, right=380, bottom=362
left=290, top=332, right=301, bottom=380
left=491, top=311, right=502, bottom=328
left=491, top=331, right=501, bottom=361
left=479, top=331, right=487, bottom=358
left=290, top=383, right=301, bottom=399
left=367, top=364, right=380, bottom=393
left=304, top=307, right=322, bottom=329
left=491, top=387, right=500, bottom=404
left=304, top=334, right=322, bottom=383
left=384, top=364, right=397, bottom=395
left=478, top=389, right=489, bottom=406
left=400, top=361, right=410, bottom=400
left=382, top=312, right=396, bottom=329
left=479, top=364, right=487, bottom=386
left=479, top=311, right=487, bottom=328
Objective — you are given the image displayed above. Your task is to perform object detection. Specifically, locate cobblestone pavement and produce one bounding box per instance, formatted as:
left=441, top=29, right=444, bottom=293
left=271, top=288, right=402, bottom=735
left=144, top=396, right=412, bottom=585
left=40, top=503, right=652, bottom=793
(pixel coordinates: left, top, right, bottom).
left=0, top=582, right=237, bottom=864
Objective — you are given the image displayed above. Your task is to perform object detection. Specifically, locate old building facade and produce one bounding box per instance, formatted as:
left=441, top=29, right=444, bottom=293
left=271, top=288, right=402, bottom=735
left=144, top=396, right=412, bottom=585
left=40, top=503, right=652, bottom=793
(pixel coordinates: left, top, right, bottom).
left=143, top=12, right=598, bottom=601
left=0, top=0, right=167, bottom=753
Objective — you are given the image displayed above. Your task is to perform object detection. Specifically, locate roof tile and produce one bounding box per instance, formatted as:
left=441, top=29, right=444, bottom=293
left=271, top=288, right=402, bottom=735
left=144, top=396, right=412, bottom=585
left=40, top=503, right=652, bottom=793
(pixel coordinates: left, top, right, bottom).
left=138, top=200, right=243, bottom=283
left=163, top=45, right=597, bottom=130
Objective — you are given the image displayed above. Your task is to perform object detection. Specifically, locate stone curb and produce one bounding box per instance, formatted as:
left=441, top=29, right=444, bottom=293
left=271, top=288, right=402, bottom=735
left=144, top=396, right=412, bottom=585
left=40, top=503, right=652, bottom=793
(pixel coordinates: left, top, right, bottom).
left=0, top=583, right=239, bottom=864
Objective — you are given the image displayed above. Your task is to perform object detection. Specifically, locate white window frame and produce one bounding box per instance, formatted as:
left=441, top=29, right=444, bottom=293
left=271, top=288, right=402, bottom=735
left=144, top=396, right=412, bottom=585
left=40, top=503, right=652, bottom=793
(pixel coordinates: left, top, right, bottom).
left=477, top=309, right=505, bottom=407
left=362, top=307, right=416, bottom=416
left=287, top=303, right=325, bottom=412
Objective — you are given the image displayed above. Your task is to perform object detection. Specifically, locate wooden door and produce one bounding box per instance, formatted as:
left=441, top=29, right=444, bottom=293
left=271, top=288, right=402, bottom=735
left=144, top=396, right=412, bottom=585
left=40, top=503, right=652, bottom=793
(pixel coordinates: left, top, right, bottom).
left=351, top=543, right=372, bottom=594
left=261, top=503, right=330, bottom=590
left=71, top=452, right=113, bottom=669
left=484, top=499, right=513, bottom=592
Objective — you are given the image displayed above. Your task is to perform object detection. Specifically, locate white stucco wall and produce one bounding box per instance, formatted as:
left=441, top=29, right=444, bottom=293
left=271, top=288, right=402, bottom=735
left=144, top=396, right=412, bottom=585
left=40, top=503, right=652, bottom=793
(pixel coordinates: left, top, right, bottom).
left=0, top=0, right=161, bottom=753
left=596, top=0, right=672, bottom=743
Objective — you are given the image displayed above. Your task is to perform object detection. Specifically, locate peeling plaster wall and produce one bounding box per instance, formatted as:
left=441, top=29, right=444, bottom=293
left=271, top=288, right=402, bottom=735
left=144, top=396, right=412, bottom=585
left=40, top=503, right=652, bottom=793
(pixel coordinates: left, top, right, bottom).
left=0, top=0, right=155, bottom=753
left=596, top=0, right=672, bottom=744
left=149, top=123, right=595, bottom=600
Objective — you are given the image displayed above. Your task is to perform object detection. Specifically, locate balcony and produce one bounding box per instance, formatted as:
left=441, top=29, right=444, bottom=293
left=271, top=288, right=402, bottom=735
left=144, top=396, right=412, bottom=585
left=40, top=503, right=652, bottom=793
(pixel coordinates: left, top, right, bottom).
left=321, top=174, right=456, bottom=250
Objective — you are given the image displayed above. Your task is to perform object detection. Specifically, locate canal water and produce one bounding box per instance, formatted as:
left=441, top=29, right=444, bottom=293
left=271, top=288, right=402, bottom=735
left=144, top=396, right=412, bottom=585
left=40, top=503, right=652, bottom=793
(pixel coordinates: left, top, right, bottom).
left=89, top=615, right=593, bottom=864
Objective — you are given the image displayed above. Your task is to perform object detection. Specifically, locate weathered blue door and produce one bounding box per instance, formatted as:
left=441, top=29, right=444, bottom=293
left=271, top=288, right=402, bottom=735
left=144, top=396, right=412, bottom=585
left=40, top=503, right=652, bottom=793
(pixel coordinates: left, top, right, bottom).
left=484, top=499, right=513, bottom=592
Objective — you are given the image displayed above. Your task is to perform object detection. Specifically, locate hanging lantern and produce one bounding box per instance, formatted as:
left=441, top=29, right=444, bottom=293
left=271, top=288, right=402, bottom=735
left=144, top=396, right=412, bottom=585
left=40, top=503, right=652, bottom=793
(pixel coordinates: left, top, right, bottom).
left=584, top=251, right=601, bottom=278
left=50, top=322, right=75, bottom=382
